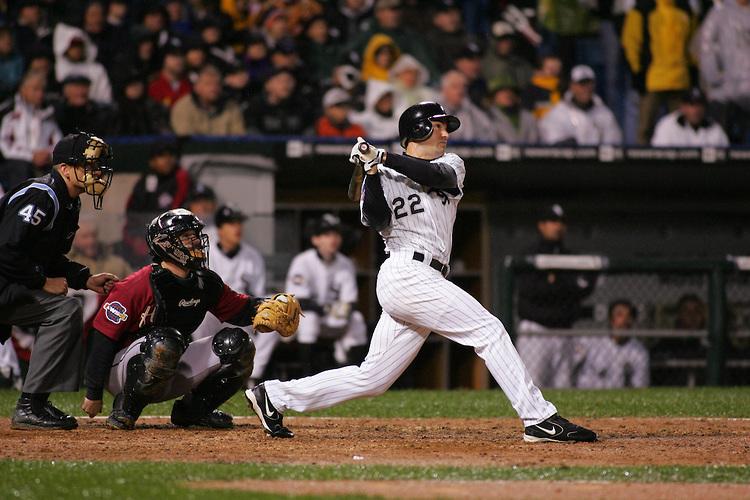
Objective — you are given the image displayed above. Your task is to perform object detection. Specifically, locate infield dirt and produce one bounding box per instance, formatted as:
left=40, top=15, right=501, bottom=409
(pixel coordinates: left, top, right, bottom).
left=1, top=416, right=748, bottom=467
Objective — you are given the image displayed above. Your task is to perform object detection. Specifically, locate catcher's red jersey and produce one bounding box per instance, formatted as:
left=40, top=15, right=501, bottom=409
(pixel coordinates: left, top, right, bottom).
left=93, top=265, right=250, bottom=346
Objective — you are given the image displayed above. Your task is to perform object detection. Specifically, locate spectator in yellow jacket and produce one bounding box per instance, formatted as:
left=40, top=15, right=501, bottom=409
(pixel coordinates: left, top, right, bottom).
left=621, top=0, right=696, bottom=145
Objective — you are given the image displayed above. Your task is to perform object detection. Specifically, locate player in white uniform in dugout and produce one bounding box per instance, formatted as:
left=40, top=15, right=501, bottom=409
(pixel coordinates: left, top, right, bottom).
left=284, top=213, right=369, bottom=375
left=246, top=101, right=597, bottom=443
left=191, top=205, right=273, bottom=383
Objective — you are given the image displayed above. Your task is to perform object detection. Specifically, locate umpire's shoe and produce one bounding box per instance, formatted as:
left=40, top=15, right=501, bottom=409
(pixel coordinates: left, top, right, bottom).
left=245, top=383, right=294, bottom=438
left=171, top=399, right=234, bottom=429
left=523, top=414, right=597, bottom=443
left=11, top=400, right=78, bottom=430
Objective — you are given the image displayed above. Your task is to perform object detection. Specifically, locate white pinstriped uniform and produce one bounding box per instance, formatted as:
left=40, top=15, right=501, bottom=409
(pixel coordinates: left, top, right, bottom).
left=191, top=239, right=275, bottom=380
left=264, top=152, right=556, bottom=425
left=284, top=249, right=368, bottom=356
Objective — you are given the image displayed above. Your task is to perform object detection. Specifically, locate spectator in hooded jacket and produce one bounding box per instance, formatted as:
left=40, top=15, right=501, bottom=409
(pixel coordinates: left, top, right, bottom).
left=347, top=0, right=439, bottom=82
left=116, top=73, right=171, bottom=136
left=360, top=33, right=400, bottom=82
left=651, top=87, right=729, bottom=147
left=326, top=0, right=375, bottom=43
left=424, top=0, right=468, bottom=73
left=0, top=27, right=24, bottom=102
left=481, top=21, right=533, bottom=91
left=522, top=54, right=563, bottom=120
left=539, top=65, right=622, bottom=145
left=246, top=68, right=314, bottom=135
left=438, top=70, right=496, bottom=142
left=0, top=71, right=61, bottom=191
left=121, top=142, right=193, bottom=267
left=316, top=87, right=366, bottom=138
left=299, top=15, right=340, bottom=83
left=54, top=75, right=115, bottom=136
left=351, top=79, right=398, bottom=140
left=389, top=54, right=437, bottom=117
left=487, top=75, right=538, bottom=144
left=53, top=24, right=112, bottom=104
left=700, top=0, right=750, bottom=144
left=452, top=42, right=488, bottom=109
left=171, top=65, right=246, bottom=136
left=621, top=0, right=696, bottom=145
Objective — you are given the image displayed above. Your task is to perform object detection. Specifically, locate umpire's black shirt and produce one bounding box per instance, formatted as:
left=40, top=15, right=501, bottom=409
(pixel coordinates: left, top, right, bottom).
left=0, top=169, right=90, bottom=308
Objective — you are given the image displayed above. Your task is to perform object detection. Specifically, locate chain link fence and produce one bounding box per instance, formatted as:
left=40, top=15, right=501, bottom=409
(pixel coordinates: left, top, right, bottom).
left=502, top=256, right=750, bottom=388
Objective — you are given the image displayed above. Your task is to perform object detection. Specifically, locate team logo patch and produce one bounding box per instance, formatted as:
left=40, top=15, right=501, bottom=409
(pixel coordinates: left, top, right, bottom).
left=103, top=301, right=128, bottom=324
left=292, top=274, right=305, bottom=285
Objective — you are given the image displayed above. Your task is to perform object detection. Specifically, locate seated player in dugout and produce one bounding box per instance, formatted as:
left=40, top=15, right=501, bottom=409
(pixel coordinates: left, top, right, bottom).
left=81, top=208, right=301, bottom=430
left=0, top=132, right=117, bottom=430
left=284, top=213, right=369, bottom=375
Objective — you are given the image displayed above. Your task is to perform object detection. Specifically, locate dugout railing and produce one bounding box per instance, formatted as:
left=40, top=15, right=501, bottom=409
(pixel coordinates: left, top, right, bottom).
left=501, top=255, right=750, bottom=387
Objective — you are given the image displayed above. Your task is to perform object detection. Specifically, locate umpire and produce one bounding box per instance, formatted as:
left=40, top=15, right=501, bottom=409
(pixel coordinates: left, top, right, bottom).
left=0, top=132, right=117, bottom=430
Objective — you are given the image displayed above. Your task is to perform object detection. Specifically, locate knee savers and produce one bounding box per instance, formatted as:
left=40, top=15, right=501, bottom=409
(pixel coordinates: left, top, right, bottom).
left=212, top=327, right=255, bottom=374
left=140, top=326, right=186, bottom=383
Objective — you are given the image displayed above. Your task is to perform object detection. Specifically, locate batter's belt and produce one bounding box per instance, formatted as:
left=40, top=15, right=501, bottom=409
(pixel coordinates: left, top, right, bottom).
left=385, top=251, right=450, bottom=278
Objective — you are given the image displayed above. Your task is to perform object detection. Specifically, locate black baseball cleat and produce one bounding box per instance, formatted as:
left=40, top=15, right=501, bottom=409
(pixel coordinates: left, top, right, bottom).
left=107, top=393, right=137, bottom=430
left=245, top=384, right=294, bottom=438
left=43, top=402, right=78, bottom=429
left=107, top=410, right=136, bottom=430
left=170, top=399, right=234, bottom=429
left=523, top=414, right=597, bottom=443
left=11, top=400, right=78, bottom=430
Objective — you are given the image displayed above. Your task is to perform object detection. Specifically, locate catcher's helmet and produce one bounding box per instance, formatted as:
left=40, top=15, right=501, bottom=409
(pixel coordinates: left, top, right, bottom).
left=147, top=209, right=209, bottom=270
left=398, top=101, right=460, bottom=149
left=51, top=132, right=114, bottom=210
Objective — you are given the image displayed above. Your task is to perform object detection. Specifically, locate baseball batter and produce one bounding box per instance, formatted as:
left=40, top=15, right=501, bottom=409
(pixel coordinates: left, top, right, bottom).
left=247, top=101, right=597, bottom=443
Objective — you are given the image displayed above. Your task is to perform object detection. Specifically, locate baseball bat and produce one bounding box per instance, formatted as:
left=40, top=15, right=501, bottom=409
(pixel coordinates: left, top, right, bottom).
left=347, top=142, right=371, bottom=202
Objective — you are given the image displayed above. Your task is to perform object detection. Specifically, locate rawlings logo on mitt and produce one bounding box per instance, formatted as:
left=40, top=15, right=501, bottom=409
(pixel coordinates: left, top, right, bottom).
left=253, top=293, right=302, bottom=337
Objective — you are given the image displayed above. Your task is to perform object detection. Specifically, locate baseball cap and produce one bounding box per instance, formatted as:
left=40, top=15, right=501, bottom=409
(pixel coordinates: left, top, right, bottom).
left=682, top=86, right=707, bottom=105
left=375, top=0, right=402, bottom=10
left=537, top=203, right=566, bottom=222
left=313, top=213, right=343, bottom=235
left=491, top=20, right=515, bottom=39
left=570, top=65, right=595, bottom=83
left=215, top=205, right=247, bottom=226
left=62, top=74, right=92, bottom=86
left=51, top=134, right=80, bottom=165
left=489, top=74, right=520, bottom=93
left=323, top=87, right=351, bottom=108
left=149, top=141, right=178, bottom=158
left=187, top=183, right=216, bottom=203
left=433, top=0, right=459, bottom=12
left=455, top=42, right=482, bottom=60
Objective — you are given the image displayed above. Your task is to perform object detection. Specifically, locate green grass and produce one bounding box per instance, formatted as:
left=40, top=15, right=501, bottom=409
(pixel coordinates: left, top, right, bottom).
left=1, top=460, right=748, bottom=500
left=1, top=387, right=749, bottom=419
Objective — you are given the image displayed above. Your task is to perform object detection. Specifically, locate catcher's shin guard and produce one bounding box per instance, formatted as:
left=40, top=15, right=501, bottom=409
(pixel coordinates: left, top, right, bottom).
left=112, top=328, right=185, bottom=428
left=172, top=328, right=255, bottom=427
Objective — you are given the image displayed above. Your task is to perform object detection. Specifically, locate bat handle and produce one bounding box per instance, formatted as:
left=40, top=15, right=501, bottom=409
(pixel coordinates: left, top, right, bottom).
left=358, top=142, right=370, bottom=153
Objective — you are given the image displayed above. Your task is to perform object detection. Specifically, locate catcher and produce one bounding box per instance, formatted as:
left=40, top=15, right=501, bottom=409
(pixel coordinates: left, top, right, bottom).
left=82, top=208, right=300, bottom=430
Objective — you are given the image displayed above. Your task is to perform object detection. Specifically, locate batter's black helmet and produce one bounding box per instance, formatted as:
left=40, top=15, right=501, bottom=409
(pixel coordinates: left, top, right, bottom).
left=147, top=209, right=209, bottom=270
left=398, top=101, right=460, bottom=149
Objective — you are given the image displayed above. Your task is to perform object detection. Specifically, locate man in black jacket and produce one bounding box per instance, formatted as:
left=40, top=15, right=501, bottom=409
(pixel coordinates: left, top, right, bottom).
left=515, top=204, right=595, bottom=388
left=0, top=132, right=118, bottom=430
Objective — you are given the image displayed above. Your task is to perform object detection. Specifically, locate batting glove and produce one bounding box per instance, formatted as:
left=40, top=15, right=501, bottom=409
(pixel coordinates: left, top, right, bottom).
left=349, top=137, right=384, bottom=174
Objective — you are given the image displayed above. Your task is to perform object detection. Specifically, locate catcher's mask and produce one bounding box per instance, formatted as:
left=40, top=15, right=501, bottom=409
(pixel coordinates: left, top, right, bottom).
left=147, top=209, right=209, bottom=270
left=52, top=132, right=114, bottom=210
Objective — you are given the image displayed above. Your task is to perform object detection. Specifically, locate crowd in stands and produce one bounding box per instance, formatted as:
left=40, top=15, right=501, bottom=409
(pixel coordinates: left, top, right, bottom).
left=0, top=0, right=746, bottom=175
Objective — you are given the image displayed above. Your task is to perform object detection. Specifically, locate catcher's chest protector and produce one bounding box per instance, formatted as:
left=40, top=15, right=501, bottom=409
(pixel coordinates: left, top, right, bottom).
left=149, top=265, right=224, bottom=338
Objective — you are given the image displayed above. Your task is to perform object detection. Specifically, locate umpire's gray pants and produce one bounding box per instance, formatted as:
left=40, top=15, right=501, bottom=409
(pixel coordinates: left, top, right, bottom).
left=0, top=291, right=83, bottom=393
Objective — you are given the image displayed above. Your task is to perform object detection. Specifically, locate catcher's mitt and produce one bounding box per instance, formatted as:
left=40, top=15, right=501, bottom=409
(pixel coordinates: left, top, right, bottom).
left=253, top=293, right=302, bottom=337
